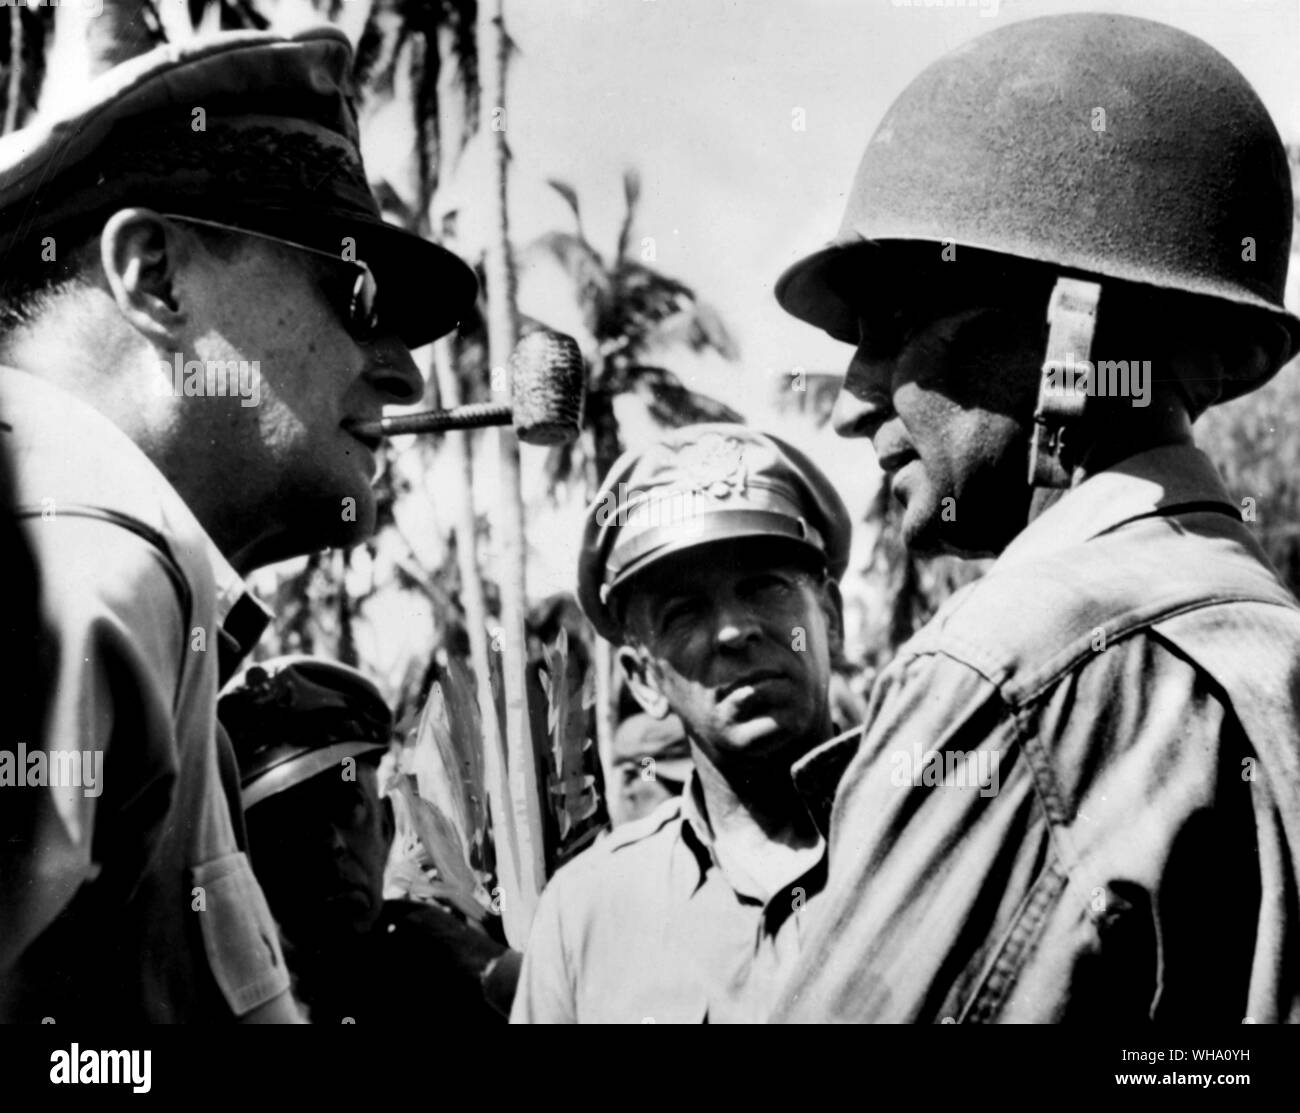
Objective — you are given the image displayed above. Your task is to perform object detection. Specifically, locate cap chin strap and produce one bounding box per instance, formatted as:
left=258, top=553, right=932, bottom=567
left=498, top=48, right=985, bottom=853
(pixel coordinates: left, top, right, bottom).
left=1029, top=277, right=1102, bottom=490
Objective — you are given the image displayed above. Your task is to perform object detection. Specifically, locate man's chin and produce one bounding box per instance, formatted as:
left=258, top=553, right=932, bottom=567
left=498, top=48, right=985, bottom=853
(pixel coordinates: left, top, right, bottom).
left=716, top=717, right=810, bottom=762
left=903, top=504, right=1022, bottom=560
left=900, top=506, right=945, bottom=556
left=332, top=506, right=378, bottom=548
left=901, top=498, right=992, bottom=559
left=272, top=491, right=377, bottom=560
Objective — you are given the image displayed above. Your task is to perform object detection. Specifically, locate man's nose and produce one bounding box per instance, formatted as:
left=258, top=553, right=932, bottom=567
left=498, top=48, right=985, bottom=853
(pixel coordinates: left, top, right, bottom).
left=832, top=347, right=893, bottom=440
left=713, top=597, right=762, bottom=650
left=363, top=334, right=425, bottom=405
left=326, top=821, right=350, bottom=855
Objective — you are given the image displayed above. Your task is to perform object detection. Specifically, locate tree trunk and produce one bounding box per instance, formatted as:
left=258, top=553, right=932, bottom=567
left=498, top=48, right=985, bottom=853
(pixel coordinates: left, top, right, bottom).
left=431, top=334, right=514, bottom=911
left=583, top=401, right=621, bottom=804
left=479, top=0, right=544, bottom=947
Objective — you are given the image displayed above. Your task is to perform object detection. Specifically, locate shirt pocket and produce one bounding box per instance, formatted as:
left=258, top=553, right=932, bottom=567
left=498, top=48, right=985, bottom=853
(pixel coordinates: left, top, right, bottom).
left=191, top=851, right=290, bottom=1017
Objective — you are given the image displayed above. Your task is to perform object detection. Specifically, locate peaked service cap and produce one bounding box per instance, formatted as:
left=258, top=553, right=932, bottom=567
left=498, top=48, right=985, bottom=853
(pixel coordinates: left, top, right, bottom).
left=220, top=654, right=392, bottom=811
left=0, top=26, right=477, bottom=348
left=577, top=424, right=852, bottom=642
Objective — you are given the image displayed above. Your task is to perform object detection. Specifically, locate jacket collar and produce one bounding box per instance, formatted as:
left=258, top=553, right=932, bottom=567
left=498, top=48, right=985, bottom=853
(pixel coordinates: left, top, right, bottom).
left=790, top=725, right=862, bottom=838
left=998, top=443, right=1237, bottom=572
left=0, top=365, right=269, bottom=682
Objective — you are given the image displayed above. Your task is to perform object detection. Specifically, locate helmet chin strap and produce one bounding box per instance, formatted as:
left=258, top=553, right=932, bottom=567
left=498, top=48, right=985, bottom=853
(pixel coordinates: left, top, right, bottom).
left=1029, top=276, right=1102, bottom=490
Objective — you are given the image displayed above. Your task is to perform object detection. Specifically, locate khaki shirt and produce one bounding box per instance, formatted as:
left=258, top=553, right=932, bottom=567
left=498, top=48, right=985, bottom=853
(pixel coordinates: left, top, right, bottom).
left=0, top=367, right=289, bottom=1022
left=511, top=774, right=825, bottom=1023
left=775, top=445, right=1300, bottom=1023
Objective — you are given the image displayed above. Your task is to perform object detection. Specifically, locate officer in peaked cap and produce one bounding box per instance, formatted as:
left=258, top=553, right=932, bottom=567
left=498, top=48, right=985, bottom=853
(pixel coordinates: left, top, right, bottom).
left=222, top=656, right=521, bottom=1024
left=0, top=27, right=476, bottom=348
left=578, top=423, right=852, bottom=643
left=222, top=654, right=393, bottom=810
left=766, top=13, right=1300, bottom=1024
left=223, top=655, right=393, bottom=965
left=0, top=28, right=473, bottom=1023
left=514, top=424, right=854, bottom=1023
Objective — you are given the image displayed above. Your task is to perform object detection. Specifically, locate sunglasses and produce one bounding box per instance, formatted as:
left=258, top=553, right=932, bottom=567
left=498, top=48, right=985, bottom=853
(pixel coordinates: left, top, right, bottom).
left=162, top=214, right=381, bottom=341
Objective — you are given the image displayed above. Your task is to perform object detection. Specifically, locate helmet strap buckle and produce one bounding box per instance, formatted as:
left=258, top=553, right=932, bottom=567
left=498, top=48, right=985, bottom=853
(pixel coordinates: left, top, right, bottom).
left=1029, top=277, right=1102, bottom=489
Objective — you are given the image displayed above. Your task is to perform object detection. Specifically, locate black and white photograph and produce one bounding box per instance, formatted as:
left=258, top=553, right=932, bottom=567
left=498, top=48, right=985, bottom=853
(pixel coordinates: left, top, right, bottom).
left=0, top=0, right=1297, bottom=1093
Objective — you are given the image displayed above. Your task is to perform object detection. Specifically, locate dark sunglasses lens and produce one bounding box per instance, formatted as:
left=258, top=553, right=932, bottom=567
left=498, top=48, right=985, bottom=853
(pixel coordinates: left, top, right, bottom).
left=348, top=267, right=379, bottom=338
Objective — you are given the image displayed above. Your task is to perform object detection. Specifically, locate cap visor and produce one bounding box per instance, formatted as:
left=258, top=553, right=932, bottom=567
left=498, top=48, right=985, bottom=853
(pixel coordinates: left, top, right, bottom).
left=609, top=518, right=827, bottom=600
left=242, top=739, right=387, bottom=810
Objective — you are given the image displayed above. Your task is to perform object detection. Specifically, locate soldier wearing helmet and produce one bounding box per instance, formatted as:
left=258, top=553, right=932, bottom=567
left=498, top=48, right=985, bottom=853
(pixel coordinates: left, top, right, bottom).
left=221, top=656, right=520, bottom=1024
left=511, top=424, right=853, bottom=1023
left=770, top=13, right=1300, bottom=1023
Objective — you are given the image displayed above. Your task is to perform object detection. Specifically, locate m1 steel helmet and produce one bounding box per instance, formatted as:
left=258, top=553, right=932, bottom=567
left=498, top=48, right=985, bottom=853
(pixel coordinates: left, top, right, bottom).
left=777, top=12, right=1299, bottom=396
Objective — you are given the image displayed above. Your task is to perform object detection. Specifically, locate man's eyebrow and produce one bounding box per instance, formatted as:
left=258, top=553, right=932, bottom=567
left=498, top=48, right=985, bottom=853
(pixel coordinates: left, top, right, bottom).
left=653, top=592, right=693, bottom=615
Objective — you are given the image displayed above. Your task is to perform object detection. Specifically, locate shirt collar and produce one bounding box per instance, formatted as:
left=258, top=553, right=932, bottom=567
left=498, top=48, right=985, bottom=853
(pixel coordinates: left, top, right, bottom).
left=676, top=766, right=827, bottom=903
left=677, top=771, right=717, bottom=891
left=996, top=443, right=1236, bottom=572
left=211, top=547, right=271, bottom=686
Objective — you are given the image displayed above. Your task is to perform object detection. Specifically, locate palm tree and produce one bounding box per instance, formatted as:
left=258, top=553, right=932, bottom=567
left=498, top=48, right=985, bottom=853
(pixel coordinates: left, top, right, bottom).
left=353, top=0, right=480, bottom=240
left=469, top=0, right=547, bottom=947
left=525, top=170, right=742, bottom=778
left=529, top=169, right=743, bottom=497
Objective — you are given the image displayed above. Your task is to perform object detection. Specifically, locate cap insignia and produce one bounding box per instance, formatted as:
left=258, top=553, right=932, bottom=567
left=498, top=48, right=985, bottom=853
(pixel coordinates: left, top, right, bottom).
left=669, top=433, right=748, bottom=500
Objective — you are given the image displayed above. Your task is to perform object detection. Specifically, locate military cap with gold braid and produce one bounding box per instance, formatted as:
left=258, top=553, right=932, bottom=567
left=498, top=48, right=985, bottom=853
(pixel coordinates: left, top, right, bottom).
left=577, top=424, right=852, bottom=642
left=0, top=26, right=476, bottom=348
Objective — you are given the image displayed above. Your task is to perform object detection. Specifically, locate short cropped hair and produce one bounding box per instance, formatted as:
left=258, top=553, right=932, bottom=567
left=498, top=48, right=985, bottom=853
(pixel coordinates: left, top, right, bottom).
left=0, top=216, right=243, bottom=338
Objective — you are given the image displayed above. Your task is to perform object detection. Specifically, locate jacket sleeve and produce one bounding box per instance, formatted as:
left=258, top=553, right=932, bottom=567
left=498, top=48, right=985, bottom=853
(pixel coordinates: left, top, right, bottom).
left=0, top=515, right=186, bottom=985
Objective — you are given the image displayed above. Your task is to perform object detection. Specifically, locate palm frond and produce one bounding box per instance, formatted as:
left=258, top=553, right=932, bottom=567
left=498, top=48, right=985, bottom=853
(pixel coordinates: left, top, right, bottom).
left=437, top=0, right=480, bottom=142
left=527, top=229, right=611, bottom=336
left=386, top=777, right=488, bottom=921
left=628, top=365, right=746, bottom=427
left=528, top=172, right=741, bottom=496
left=608, top=261, right=694, bottom=344
left=648, top=300, right=741, bottom=360
left=614, top=166, right=642, bottom=265
left=397, top=657, right=494, bottom=906
left=538, top=627, right=599, bottom=841
left=410, top=23, right=441, bottom=220
left=545, top=176, right=584, bottom=236
left=354, top=2, right=404, bottom=96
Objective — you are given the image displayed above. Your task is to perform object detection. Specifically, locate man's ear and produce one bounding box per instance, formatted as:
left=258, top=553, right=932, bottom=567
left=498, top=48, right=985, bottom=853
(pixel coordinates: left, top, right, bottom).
left=617, top=642, right=671, bottom=720
left=98, top=208, right=187, bottom=342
